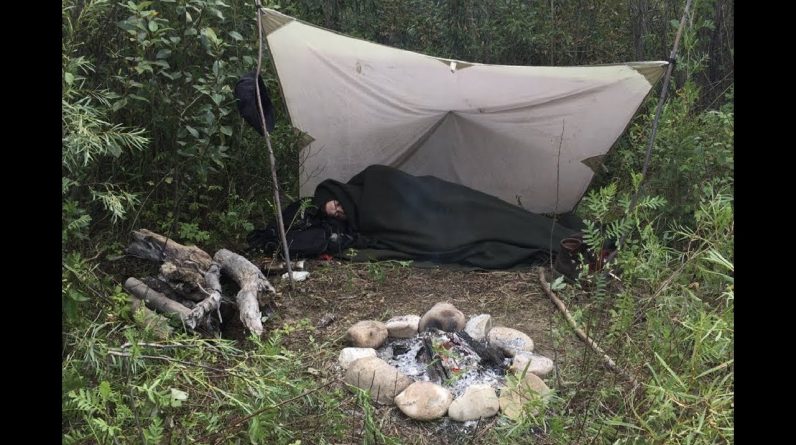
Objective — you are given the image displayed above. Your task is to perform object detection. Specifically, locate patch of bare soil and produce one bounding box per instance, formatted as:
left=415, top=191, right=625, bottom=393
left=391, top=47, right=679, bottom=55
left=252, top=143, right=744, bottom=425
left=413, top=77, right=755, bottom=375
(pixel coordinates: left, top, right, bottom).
left=240, top=259, right=582, bottom=444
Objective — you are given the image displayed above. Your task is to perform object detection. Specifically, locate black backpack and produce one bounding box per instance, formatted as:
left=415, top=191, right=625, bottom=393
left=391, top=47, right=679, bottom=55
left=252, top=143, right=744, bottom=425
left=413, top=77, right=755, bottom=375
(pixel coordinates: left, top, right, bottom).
left=247, top=200, right=355, bottom=259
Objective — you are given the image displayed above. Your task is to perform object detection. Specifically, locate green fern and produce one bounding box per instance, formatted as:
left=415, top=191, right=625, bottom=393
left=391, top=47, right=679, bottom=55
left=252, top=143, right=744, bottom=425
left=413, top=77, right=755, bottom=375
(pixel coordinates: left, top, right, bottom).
left=144, top=416, right=164, bottom=445
left=581, top=220, right=603, bottom=251
left=91, top=417, right=121, bottom=439
left=68, top=388, right=101, bottom=415
left=592, top=271, right=608, bottom=301
left=606, top=218, right=634, bottom=243
left=609, top=291, right=636, bottom=337
left=62, top=430, right=86, bottom=445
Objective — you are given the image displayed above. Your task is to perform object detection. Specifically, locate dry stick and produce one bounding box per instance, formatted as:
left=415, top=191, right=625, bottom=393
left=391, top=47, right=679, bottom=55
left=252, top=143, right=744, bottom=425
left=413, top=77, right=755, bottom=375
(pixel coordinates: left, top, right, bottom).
left=548, top=120, right=565, bottom=390
left=588, top=422, right=607, bottom=445
left=128, top=167, right=175, bottom=234
left=602, top=0, right=694, bottom=270
left=204, top=378, right=340, bottom=445
left=472, top=418, right=497, bottom=442
left=538, top=269, right=639, bottom=387
left=253, top=1, right=293, bottom=288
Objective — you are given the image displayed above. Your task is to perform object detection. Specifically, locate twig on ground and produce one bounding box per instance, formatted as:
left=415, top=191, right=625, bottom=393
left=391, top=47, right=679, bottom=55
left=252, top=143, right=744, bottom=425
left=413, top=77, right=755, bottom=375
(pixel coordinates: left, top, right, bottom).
left=538, top=268, right=640, bottom=387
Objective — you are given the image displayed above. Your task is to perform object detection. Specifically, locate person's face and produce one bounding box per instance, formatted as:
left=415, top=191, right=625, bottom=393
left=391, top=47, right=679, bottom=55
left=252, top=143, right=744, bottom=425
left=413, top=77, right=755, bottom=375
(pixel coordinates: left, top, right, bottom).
left=324, top=200, right=347, bottom=220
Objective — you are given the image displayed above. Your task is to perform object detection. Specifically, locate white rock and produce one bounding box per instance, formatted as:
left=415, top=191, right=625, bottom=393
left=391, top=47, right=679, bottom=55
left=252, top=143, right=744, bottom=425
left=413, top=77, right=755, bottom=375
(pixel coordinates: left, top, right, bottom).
left=418, top=302, right=465, bottom=332
left=344, top=357, right=412, bottom=405
left=385, top=315, right=420, bottom=338
left=338, top=348, right=377, bottom=370
left=510, top=352, right=554, bottom=377
left=394, top=381, right=452, bottom=420
left=448, top=384, right=500, bottom=422
left=487, top=326, right=534, bottom=357
left=464, top=314, right=492, bottom=341
left=281, top=271, right=310, bottom=281
left=345, top=320, right=389, bottom=348
left=498, top=372, right=552, bottom=419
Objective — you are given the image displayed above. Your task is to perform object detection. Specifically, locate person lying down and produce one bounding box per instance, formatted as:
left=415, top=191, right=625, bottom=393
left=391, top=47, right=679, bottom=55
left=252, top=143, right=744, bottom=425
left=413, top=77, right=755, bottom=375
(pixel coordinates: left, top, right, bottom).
left=247, top=164, right=586, bottom=272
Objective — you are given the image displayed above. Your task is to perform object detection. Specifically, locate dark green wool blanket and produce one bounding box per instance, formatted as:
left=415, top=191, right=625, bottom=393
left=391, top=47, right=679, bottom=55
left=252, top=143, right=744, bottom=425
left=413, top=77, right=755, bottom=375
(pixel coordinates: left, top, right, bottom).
left=312, top=165, right=582, bottom=269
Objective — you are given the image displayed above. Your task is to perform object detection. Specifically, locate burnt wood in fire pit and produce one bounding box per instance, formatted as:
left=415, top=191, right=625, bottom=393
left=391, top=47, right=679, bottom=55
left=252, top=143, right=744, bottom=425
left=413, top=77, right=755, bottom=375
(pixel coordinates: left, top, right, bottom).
left=420, top=333, right=450, bottom=383
left=456, top=331, right=506, bottom=369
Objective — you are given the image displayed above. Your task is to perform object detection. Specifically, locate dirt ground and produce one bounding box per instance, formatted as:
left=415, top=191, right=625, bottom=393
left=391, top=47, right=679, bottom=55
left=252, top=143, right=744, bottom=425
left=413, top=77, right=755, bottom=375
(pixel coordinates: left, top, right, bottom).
left=217, top=257, right=583, bottom=444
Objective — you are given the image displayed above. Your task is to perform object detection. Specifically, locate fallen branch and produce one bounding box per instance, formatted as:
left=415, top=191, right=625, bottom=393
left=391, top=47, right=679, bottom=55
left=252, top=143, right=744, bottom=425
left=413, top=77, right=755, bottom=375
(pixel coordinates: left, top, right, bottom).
left=214, top=249, right=276, bottom=336
left=109, top=350, right=227, bottom=372
left=187, top=263, right=223, bottom=324
left=538, top=268, right=639, bottom=387
left=118, top=342, right=190, bottom=350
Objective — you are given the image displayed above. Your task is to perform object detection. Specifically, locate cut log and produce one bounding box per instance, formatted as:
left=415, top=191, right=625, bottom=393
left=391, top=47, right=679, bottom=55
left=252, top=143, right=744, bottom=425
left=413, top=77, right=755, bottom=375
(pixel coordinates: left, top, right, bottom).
left=124, top=277, right=194, bottom=328
left=214, top=249, right=276, bottom=336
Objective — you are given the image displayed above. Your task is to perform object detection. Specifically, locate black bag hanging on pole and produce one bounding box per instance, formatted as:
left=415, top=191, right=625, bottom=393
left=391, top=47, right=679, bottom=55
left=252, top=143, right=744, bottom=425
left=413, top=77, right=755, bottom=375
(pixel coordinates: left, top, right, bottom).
left=234, top=71, right=276, bottom=134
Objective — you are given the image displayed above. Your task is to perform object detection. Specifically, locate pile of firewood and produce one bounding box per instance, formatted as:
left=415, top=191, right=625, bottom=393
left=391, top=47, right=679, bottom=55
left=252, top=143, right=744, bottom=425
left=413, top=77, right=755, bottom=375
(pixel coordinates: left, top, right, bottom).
left=123, top=229, right=276, bottom=337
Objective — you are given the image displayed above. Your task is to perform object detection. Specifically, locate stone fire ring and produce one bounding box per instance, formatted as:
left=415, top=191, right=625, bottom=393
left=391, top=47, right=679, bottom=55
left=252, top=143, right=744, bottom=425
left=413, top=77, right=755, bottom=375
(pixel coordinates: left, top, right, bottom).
left=338, top=302, right=554, bottom=422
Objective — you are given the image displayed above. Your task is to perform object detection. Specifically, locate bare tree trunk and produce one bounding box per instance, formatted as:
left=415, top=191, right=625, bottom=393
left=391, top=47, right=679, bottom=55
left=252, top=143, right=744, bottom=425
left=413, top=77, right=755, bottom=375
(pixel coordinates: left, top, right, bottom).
left=630, top=0, right=648, bottom=60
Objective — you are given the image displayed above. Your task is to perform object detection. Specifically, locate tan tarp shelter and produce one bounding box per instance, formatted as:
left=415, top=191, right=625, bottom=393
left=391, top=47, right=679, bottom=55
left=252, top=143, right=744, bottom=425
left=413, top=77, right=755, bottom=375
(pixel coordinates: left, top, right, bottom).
left=260, top=8, right=667, bottom=213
